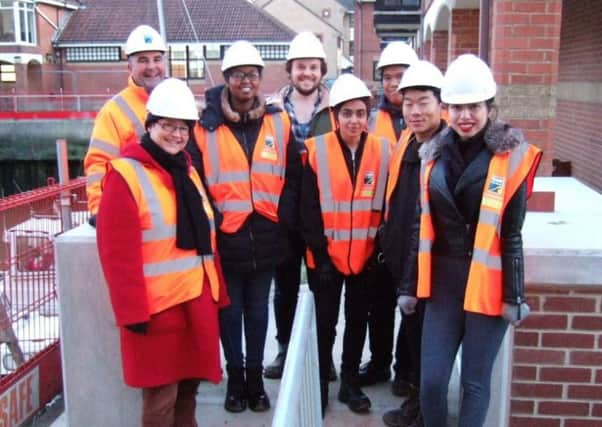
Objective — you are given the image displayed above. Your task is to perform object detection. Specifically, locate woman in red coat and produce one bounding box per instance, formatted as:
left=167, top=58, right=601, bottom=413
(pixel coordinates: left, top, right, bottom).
left=97, top=78, right=228, bottom=426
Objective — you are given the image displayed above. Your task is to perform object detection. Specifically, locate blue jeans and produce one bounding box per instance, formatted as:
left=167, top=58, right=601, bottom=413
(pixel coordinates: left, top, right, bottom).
left=219, top=269, right=273, bottom=369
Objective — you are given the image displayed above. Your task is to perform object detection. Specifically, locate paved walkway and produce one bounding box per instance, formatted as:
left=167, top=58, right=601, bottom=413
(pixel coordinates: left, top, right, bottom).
left=49, top=285, right=459, bottom=427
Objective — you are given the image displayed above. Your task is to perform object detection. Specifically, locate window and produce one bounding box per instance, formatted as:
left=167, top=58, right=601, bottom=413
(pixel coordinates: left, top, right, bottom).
left=0, top=1, right=35, bottom=44
left=256, top=44, right=288, bottom=60
left=0, top=63, right=16, bottom=82
left=0, top=1, right=15, bottom=42
left=65, top=47, right=121, bottom=62
left=17, top=1, right=34, bottom=44
left=170, top=45, right=205, bottom=80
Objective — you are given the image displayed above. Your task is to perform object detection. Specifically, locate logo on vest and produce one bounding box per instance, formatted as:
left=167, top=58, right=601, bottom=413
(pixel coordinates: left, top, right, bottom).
left=261, top=136, right=278, bottom=160
left=483, top=175, right=504, bottom=210
left=360, top=171, right=375, bottom=197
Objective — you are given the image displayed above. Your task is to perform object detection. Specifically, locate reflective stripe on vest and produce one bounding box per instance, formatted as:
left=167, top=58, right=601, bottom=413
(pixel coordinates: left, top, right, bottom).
left=111, top=158, right=220, bottom=313
left=417, top=141, right=542, bottom=315
left=384, top=129, right=412, bottom=221
left=200, top=113, right=289, bottom=233
left=369, top=109, right=398, bottom=148
left=113, top=94, right=145, bottom=140
left=307, top=132, right=389, bottom=275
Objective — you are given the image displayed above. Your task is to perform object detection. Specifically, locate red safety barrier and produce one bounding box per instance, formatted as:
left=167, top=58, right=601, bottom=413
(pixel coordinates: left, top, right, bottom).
left=0, top=178, right=88, bottom=424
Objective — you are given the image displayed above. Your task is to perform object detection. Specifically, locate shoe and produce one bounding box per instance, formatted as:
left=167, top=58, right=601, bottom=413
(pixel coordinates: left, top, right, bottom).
left=338, top=374, right=371, bottom=413
left=264, top=344, right=287, bottom=379
left=391, top=376, right=417, bottom=397
left=382, top=409, right=423, bottom=427
left=246, top=366, right=271, bottom=412
left=320, top=380, right=329, bottom=418
left=358, top=361, right=391, bottom=386
left=329, top=358, right=338, bottom=382
left=224, top=366, right=247, bottom=413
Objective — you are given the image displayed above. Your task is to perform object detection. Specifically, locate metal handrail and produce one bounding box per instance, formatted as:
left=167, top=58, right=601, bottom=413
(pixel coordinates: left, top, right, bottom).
left=272, top=288, right=322, bottom=427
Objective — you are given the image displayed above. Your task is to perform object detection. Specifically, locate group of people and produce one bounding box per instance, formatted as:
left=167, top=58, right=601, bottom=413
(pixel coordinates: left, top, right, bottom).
left=86, top=23, right=542, bottom=427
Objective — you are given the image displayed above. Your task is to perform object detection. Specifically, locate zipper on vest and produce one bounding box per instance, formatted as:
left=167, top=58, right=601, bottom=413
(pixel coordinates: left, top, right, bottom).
left=347, top=150, right=356, bottom=274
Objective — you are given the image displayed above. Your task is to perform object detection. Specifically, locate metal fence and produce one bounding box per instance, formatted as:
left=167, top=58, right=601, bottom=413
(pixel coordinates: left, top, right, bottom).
left=272, top=289, right=322, bottom=427
left=0, top=178, right=88, bottom=377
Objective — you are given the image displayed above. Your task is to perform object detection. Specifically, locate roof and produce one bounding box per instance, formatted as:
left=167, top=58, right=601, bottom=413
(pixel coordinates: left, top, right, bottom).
left=56, top=0, right=296, bottom=45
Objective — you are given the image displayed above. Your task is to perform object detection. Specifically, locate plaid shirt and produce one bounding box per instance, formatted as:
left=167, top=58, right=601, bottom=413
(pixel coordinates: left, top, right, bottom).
left=283, top=87, right=324, bottom=146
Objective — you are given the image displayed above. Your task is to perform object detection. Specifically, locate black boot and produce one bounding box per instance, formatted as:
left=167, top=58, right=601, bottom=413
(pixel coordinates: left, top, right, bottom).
left=382, top=392, right=420, bottom=426
left=338, top=373, right=371, bottom=413
left=224, top=365, right=247, bottom=413
left=264, top=343, right=287, bottom=379
left=246, top=366, right=271, bottom=412
left=320, top=380, right=329, bottom=418
left=358, top=361, right=391, bottom=386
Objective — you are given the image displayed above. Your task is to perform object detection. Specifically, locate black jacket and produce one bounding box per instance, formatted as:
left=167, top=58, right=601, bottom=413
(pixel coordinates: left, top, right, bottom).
left=300, top=131, right=368, bottom=270
left=381, top=121, right=447, bottom=282
left=187, top=85, right=302, bottom=272
left=401, top=121, right=537, bottom=305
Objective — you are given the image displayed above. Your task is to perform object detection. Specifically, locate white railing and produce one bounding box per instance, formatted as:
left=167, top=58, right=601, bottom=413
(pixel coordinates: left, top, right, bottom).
left=272, top=288, right=322, bottom=427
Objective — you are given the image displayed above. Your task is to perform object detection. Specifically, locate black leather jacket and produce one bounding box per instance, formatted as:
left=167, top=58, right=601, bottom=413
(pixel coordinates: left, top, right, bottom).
left=401, top=121, right=535, bottom=306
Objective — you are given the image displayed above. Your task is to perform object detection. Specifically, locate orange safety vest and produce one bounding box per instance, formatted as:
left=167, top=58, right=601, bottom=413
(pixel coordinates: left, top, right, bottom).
left=108, top=158, right=220, bottom=315
left=85, top=76, right=148, bottom=214
left=384, top=129, right=412, bottom=221
left=370, top=109, right=399, bottom=148
left=194, top=112, right=291, bottom=233
left=305, top=131, right=391, bottom=275
left=417, top=142, right=542, bottom=315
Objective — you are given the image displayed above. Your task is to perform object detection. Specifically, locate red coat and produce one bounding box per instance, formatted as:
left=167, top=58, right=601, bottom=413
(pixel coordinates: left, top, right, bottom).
left=97, top=144, right=230, bottom=388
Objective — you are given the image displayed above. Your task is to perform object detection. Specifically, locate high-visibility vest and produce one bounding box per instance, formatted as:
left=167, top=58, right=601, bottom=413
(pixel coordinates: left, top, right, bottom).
left=108, top=158, right=220, bottom=315
left=305, top=131, right=391, bottom=275
left=85, top=77, right=148, bottom=214
left=194, top=112, right=291, bottom=233
left=384, top=129, right=412, bottom=221
left=417, top=141, right=542, bottom=315
left=370, top=109, right=399, bottom=148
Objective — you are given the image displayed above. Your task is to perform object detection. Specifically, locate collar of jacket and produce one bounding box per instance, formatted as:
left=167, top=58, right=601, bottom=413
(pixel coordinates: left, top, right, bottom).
left=378, top=95, right=402, bottom=115
left=419, top=120, right=526, bottom=163
left=127, top=75, right=150, bottom=102
left=200, top=84, right=283, bottom=131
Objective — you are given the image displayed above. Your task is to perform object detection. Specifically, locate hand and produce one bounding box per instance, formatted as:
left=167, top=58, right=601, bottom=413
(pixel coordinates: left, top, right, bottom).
left=125, top=322, right=148, bottom=334
left=502, top=302, right=531, bottom=326
left=88, top=215, right=97, bottom=228
left=397, top=295, right=418, bottom=315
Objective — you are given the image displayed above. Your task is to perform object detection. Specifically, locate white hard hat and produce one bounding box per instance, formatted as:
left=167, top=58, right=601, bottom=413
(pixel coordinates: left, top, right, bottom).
left=398, top=60, right=444, bottom=91
left=124, top=25, right=166, bottom=56
left=221, top=41, right=265, bottom=72
left=441, top=54, right=497, bottom=104
left=376, top=41, right=418, bottom=70
left=286, top=32, right=327, bottom=61
left=329, top=74, right=372, bottom=108
left=147, top=78, right=198, bottom=121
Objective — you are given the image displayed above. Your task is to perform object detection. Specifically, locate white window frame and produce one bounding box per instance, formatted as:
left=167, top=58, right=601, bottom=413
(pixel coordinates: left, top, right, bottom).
left=0, top=0, right=36, bottom=46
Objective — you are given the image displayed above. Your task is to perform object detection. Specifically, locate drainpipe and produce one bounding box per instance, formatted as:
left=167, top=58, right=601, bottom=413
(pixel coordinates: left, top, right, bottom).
left=358, top=1, right=363, bottom=77
left=479, top=0, right=491, bottom=64
left=156, top=0, right=169, bottom=76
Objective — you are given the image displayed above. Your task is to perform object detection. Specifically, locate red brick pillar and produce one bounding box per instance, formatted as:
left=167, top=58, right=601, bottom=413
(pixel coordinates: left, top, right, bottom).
left=450, top=9, right=479, bottom=60
left=354, top=1, right=381, bottom=84
left=422, top=39, right=432, bottom=61
left=430, top=30, right=449, bottom=72
left=490, top=0, right=562, bottom=175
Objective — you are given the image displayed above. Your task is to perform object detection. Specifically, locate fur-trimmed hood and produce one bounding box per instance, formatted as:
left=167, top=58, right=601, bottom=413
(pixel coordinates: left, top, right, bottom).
left=419, top=120, right=526, bottom=162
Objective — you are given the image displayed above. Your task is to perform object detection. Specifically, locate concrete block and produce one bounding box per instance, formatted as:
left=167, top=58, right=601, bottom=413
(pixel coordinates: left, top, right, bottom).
left=55, top=224, right=139, bottom=426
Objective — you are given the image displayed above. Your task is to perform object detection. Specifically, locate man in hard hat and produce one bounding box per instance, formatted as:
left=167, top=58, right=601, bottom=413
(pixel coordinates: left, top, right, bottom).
left=84, top=24, right=167, bottom=219
left=188, top=40, right=300, bottom=414
left=301, top=74, right=390, bottom=416
left=360, top=40, right=419, bottom=393
left=264, top=31, right=336, bottom=381
left=380, top=60, right=447, bottom=427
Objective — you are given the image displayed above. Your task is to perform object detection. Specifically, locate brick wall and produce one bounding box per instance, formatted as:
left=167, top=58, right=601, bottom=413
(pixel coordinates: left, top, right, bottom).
left=354, top=1, right=381, bottom=83
left=449, top=9, right=479, bottom=60
left=422, top=39, right=432, bottom=61
left=555, top=0, right=602, bottom=191
left=489, top=0, right=563, bottom=176
left=430, top=30, right=449, bottom=72
left=510, top=286, right=602, bottom=426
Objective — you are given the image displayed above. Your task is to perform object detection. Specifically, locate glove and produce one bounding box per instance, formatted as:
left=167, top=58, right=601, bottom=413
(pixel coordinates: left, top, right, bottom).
left=502, top=302, right=531, bottom=326
left=397, top=295, right=418, bottom=315
left=125, top=322, right=149, bottom=334
left=88, top=215, right=97, bottom=228
left=317, top=260, right=337, bottom=288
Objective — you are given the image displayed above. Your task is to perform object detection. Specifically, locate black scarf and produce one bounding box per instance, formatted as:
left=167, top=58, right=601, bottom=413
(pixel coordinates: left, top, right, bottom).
left=141, top=135, right=212, bottom=255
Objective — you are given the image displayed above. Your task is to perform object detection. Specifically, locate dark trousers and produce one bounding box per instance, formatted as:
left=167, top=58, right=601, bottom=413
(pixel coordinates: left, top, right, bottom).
left=365, top=265, right=396, bottom=369
left=308, top=268, right=371, bottom=381
left=219, top=269, right=273, bottom=369
left=273, top=232, right=305, bottom=345
left=142, top=379, right=200, bottom=427
left=394, top=299, right=425, bottom=386
left=420, top=255, right=508, bottom=427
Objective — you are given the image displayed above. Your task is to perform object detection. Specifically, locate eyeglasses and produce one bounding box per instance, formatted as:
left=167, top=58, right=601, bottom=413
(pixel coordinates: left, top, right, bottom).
left=229, top=71, right=261, bottom=82
left=157, top=121, right=190, bottom=135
